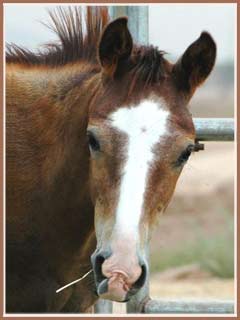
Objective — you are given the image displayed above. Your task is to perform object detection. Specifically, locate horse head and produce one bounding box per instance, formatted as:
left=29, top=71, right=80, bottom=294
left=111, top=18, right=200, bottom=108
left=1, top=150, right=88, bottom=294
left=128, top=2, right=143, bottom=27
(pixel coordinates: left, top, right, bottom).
left=89, top=17, right=216, bottom=302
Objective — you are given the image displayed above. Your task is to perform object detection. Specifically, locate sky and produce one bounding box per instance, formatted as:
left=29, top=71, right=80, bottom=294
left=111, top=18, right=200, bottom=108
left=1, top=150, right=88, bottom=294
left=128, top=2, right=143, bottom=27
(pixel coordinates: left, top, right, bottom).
left=4, top=4, right=236, bottom=65
left=149, top=4, right=235, bottom=64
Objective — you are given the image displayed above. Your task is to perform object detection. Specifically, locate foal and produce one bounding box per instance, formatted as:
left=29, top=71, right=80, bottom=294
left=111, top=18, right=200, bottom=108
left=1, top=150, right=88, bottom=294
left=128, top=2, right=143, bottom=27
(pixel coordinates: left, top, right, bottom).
left=6, top=7, right=216, bottom=312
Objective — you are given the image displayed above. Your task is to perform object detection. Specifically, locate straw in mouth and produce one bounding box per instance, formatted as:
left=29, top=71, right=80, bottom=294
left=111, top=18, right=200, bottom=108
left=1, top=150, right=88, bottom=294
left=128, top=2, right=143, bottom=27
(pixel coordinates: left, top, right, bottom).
left=56, top=269, right=93, bottom=293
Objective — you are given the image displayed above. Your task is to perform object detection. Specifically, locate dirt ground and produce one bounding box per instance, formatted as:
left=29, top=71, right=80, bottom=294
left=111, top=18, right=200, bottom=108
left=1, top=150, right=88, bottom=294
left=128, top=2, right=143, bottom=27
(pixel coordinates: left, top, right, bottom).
left=150, top=268, right=234, bottom=300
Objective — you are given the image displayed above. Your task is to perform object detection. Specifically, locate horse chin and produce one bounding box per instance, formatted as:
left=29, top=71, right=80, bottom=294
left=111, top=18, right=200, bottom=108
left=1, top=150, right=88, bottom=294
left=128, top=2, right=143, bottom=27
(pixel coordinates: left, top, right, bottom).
left=97, top=276, right=129, bottom=302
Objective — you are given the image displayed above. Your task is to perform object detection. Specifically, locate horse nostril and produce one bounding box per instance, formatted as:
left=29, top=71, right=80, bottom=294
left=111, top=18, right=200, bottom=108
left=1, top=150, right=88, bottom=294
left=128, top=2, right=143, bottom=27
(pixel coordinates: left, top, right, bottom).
left=97, top=278, right=108, bottom=295
left=135, top=263, right=147, bottom=289
left=91, top=250, right=148, bottom=300
left=127, top=262, right=148, bottom=298
left=91, top=250, right=111, bottom=284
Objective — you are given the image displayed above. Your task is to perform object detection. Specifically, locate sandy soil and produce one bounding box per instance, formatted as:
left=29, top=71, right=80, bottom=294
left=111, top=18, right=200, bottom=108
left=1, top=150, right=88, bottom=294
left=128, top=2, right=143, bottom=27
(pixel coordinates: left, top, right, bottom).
left=150, top=278, right=234, bottom=301
left=173, top=141, right=234, bottom=196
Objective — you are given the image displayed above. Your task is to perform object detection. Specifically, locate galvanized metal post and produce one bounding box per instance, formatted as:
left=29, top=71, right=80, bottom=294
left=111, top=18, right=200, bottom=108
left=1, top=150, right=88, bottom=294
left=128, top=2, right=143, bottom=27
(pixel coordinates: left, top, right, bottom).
left=94, top=299, right=113, bottom=314
left=109, top=6, right=149, bottom=45
left=110, top=5, right=150, bottom=314
left=94, top=6, right=150, bottom=315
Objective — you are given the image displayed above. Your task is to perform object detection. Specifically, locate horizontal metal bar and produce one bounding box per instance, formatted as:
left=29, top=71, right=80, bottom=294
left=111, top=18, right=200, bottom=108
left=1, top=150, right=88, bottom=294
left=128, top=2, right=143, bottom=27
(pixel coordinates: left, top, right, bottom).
left=194, top=118, right=234, bottom=141
left=143, top=299, right=235, bottom=314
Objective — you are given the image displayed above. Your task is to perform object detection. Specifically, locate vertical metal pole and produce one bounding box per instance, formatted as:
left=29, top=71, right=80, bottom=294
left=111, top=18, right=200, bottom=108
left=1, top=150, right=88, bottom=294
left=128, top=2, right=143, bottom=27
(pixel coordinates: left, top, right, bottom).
left=109, top=6, right=128, bottom=19
left=109, top=6, right=149, bottom=45
left=94, top=8, right=128, bottom=316
left=95, top=6, right=149, bottom=314
left=94, top=299, right=113, bottom=314
left=126, top=6, right=149, bottom=45
left=110, top=5, right=150, bottom=314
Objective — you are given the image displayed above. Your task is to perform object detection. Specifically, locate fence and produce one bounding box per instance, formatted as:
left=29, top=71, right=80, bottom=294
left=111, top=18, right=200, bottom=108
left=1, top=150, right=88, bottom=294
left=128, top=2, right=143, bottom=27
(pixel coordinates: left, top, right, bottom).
left=94, top=6, right=235, bottom=315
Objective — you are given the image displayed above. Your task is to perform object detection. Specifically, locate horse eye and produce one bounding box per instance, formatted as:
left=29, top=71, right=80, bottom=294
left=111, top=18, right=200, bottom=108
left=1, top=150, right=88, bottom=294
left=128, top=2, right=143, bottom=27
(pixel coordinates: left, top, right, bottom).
left=87, top=131, right=100, bottom=152
left=175, top=145, right=194, bottom=167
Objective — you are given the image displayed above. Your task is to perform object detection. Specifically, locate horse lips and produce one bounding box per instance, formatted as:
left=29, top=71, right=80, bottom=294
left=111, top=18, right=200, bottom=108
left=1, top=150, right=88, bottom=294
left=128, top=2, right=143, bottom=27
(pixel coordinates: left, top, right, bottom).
left=97, top=272, right=130, bottom=302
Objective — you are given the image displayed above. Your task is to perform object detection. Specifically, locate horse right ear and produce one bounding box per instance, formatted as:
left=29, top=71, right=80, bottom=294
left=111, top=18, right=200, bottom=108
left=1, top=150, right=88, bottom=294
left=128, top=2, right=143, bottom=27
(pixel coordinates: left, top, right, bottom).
left=98, top=17, right=133, bottom=78
left=173, top=32, right=216, bottom=95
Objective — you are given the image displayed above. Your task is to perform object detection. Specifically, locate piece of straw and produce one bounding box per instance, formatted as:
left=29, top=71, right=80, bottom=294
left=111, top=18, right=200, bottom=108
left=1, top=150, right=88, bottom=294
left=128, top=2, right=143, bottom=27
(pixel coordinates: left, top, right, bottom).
left=56, top=269, right=93, bottom=293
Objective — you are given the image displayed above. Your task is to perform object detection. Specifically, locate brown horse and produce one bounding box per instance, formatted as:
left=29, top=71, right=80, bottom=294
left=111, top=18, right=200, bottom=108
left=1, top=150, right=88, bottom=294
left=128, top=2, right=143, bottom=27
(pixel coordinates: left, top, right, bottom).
left=6, top=6, right=216, bottom=313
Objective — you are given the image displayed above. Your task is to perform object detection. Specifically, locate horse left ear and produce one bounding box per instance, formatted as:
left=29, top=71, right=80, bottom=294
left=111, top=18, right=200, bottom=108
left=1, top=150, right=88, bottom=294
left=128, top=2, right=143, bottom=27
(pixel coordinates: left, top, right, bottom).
left=98, top=17, right=133, bottom=78
left=173, top=32, right=216, bottom=94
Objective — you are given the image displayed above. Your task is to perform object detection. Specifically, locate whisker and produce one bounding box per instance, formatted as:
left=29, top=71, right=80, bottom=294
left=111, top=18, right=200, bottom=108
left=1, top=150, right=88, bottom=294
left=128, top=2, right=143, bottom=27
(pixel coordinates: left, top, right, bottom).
left=56, top=269, right=93, bottom=293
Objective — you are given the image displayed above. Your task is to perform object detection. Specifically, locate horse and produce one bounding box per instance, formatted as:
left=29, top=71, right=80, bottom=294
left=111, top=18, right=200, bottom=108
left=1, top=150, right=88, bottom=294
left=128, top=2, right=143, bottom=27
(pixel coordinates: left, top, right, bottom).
left=6, top=6, right=216, bottom=313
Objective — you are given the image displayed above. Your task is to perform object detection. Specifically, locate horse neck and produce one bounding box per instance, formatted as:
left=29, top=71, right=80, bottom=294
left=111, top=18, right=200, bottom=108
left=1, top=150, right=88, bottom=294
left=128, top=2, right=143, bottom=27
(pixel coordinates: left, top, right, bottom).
left=42, top=64, right=100, bottom=205
left=43, top=65, right=101, bottom=261
left=8, top=63, right=101, bottom=236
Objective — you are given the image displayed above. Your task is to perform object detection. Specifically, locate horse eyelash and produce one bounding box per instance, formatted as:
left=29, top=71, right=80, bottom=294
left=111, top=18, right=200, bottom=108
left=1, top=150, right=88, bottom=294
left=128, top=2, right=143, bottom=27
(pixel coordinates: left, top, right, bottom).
left=174, top=144, right=195, bottom=167
left=87, top=131, right=101, bottom=152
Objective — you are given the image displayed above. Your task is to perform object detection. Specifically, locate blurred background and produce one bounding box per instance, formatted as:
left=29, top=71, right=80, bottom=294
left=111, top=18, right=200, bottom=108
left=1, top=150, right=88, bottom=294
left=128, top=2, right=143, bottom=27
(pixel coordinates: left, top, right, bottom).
left=149, top=4, right=235, bottom=303
left=5, top=3, right=235, bottom=309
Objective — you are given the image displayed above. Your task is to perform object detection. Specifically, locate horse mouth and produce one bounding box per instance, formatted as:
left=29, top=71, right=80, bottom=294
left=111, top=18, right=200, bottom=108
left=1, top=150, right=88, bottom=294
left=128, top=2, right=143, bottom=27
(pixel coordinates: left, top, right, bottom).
left=92, top=250, right=148, bottom=302
left=96, top=272, right=130, bottom=302
left=95, top=266, right=147, bottom=302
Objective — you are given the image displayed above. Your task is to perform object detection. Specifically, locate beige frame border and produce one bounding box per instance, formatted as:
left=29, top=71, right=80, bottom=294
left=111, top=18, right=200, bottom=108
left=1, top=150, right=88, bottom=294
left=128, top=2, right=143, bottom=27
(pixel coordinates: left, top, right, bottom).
left=1, top=1, right=238, bottom=319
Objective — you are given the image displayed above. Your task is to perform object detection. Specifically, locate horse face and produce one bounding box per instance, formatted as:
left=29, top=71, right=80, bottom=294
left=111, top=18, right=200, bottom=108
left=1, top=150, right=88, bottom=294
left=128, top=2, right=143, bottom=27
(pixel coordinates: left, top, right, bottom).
left=89, top=18, right=216, bottom=302
left=88, top=97, right=195, bottom=301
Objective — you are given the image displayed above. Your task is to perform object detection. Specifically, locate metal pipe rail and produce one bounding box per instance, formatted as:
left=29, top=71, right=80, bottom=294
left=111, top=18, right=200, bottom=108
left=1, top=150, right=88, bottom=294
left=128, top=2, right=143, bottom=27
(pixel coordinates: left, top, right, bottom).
left=143, top=299, right=234, bottom=314
left=194, top=118, right=234, bottom=141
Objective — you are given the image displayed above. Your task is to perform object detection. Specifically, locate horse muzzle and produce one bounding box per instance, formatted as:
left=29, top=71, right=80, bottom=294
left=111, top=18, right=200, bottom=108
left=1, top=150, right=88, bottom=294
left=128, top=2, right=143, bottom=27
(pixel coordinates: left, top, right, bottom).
left=91, top=249, right=147, bottom=302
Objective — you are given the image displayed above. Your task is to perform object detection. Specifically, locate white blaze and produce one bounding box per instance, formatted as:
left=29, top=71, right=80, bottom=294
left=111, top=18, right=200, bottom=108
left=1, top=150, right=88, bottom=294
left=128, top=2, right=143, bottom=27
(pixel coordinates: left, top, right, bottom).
left=109, top=100, right=169, bottom=238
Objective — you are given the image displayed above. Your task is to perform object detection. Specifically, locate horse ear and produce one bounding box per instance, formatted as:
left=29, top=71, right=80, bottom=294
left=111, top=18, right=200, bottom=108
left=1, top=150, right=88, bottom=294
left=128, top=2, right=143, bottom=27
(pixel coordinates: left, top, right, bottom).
left=173, top=32, right=216, bottom=94
left=98, top=17, right=133, bottom=78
